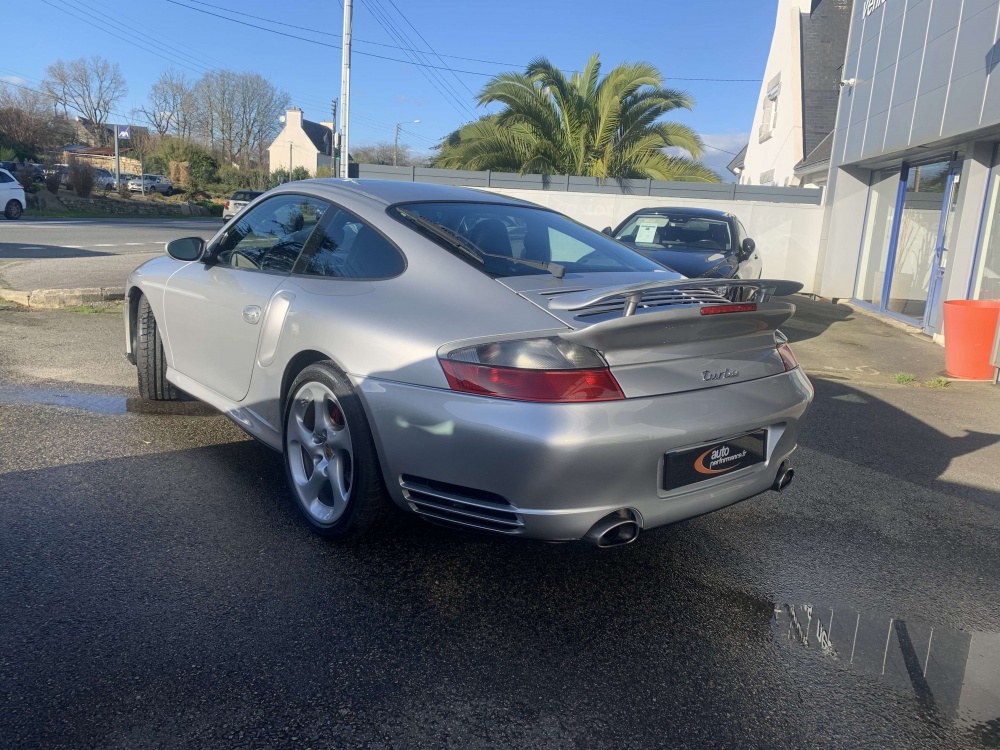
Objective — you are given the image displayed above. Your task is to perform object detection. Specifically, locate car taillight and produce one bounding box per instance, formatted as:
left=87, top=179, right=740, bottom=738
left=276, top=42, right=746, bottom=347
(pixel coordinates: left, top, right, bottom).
left=700, top=303, right=758, bottom=315
left=225, top=201, right=230, bottom=210
left=777, top=342, right=799, bottom=371
left=439, top=337, right=624, bottom=402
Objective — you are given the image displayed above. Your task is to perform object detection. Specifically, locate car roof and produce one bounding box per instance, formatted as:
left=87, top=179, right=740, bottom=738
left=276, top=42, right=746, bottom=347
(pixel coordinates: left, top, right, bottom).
left=626, top=206, right=735, bottom=220
left=290, top=178, right=533, bottom=207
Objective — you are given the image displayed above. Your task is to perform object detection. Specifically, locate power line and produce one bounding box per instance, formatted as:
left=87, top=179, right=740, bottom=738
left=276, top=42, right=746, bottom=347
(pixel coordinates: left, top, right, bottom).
left=359, top=0, right=477, bottom=119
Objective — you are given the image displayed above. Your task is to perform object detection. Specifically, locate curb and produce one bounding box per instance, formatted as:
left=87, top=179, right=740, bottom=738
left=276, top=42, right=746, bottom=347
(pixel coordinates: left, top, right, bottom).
left=0, top=286, right=126, bottom=310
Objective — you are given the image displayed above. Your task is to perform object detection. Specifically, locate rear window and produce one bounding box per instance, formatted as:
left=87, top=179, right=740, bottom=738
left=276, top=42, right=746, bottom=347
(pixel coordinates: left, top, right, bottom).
left=232, top=191, right=261, bottom=202
left=615, top=213, right=734, bottom=252
left=391, top=201, right=664, bottom=277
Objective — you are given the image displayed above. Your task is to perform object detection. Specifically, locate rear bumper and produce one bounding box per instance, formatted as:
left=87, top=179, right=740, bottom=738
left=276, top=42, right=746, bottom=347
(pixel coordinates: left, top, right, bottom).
left=356, top=368, right=814, bottom=541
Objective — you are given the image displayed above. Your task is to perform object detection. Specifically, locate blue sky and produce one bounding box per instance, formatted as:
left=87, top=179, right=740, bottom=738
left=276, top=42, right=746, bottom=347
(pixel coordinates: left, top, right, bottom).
left=4, top=0, right=777, bottom=176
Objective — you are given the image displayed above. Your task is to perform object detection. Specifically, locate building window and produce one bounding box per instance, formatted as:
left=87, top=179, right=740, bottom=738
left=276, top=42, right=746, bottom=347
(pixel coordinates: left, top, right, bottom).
left=758, top=73, right=781, bottom=143
left=855, top=170, right=902, bottom=307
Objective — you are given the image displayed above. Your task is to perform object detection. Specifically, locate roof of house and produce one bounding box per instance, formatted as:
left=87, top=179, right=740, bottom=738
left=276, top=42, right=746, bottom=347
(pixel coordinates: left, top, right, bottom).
left=727, top=144, right=748, bottom=175
left=794, top=130, right=835, bottom=174
left=301, top=119, right=333, bottom=156
left=799, top=0, right=853, bottom=158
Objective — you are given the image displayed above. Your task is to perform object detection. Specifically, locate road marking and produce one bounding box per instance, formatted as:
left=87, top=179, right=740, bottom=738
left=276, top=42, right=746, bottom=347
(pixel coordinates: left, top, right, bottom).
left=93, top=244, right=117, bottom=247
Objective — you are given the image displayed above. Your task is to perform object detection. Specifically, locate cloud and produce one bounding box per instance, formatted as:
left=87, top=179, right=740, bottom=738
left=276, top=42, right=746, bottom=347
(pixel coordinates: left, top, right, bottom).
left=667, top=132, right=749, bottom=183
left=0, top=75, right=29, bottom=87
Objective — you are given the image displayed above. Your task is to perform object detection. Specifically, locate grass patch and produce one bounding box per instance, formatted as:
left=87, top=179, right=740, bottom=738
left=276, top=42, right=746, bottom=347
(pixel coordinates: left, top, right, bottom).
left=893, top=372, right=917, bottom=384
left=66, top=303, right=122, bottom=314
left=926, top=376, right=951, bottom=388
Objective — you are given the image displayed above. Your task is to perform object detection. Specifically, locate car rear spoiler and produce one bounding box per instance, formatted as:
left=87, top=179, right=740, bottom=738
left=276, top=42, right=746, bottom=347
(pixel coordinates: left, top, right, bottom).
left=547, top=278, right=804, bottom=317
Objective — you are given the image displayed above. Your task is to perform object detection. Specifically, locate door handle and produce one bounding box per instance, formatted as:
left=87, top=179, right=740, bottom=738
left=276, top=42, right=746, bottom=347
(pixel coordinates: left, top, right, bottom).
left=242, top=305, right=262, bottom=324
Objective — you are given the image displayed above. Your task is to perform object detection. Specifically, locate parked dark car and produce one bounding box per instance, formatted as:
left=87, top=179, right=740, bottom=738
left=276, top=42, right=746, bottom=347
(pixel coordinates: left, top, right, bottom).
left=608, top=207, right=762, bottom=280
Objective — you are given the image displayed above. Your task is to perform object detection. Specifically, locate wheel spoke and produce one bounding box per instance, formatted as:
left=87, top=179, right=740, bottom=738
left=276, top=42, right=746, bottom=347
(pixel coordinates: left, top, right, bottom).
left=300, top=458, right=329, bottom=499
left=329, top=453, right=351, bottom=505
left=291, top=415, right=314, bottom=448
left=325, top=425, right=352, bottom=452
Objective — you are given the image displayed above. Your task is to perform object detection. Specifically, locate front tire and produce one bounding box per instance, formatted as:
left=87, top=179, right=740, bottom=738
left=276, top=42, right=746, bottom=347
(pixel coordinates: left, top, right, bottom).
left=136, top=294, right=182, bottom=401
left=4, top=200, right=23, bottom=220
left=283, top=362, right=395, bottom=540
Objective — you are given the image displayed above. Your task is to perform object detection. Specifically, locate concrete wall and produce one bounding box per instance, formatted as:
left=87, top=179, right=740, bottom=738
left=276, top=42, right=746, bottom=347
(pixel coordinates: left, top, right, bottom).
left=481, top=188, right=825, bottom=291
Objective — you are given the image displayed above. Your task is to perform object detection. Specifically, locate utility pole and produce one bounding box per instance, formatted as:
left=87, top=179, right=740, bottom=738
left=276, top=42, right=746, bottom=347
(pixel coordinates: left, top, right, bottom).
left=339, top=0, right=353, bottom=179
left=331, top=99, right=338, bottom=177
left=394, top=123, right=400, bottom=167
left=114, top=123, right=120, bottom=188
left=288, top=141, right=293, bottom=182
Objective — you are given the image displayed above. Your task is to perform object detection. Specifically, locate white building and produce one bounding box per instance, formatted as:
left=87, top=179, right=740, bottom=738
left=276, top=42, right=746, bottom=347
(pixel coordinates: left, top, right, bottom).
left=267, top=108, right=334, bottom=176
left=735, top=0, right=853, bottom=189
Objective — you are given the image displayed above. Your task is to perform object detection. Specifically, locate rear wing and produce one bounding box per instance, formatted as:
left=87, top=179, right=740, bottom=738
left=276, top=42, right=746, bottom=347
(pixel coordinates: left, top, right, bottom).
left=548, top=278, right=803, bottom=317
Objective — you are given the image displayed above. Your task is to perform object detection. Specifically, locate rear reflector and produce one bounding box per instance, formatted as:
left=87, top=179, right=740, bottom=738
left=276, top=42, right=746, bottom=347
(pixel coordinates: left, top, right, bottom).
left=700, top=303, right=758, bottom=315
left=440, top=360, right=624, bottom=402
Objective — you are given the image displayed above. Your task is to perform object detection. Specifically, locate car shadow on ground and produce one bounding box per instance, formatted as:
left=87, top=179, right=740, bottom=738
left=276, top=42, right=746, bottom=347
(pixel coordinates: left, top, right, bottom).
left=781, top=295, right=855, bottom=344
left=802, top=377, right=1000, bottom=512
left=0, top=244, right=114, bottom=259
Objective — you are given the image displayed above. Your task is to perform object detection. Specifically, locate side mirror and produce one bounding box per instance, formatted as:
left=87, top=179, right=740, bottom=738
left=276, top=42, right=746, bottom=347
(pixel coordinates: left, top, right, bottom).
left=741, top=237, right=756, bottom=258
left=166, top=237, right=205, bottom=262
left=602, top=226, right=614, bottom=236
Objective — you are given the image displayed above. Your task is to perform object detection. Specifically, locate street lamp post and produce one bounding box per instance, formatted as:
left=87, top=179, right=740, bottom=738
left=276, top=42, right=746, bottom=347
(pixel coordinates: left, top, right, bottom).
left=394, top=120, right=421, bottom=167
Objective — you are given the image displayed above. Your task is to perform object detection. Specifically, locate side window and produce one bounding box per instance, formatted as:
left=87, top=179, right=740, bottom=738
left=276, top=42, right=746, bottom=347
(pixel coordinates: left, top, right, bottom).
left=215, top=195, right=330, bottom=273
left=0, top=172, right=13, bottom=184
left=297, top=208, right=405, bottom=279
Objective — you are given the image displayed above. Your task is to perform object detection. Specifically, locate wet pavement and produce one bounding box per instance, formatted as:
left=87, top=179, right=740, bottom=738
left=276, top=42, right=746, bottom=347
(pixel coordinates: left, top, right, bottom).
left=1, top=300, right=999, bottom=749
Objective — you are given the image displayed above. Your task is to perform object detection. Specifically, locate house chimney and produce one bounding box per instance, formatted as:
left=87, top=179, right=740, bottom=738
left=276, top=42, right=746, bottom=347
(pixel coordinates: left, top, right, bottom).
left=285, top=107, right=303, bottom=128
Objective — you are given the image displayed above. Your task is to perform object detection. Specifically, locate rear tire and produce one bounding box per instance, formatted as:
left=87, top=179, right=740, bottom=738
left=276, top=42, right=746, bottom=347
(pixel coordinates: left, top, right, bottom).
left=4, top=200, right=22, bottom=220
left=136, top=294, right=182, bottom=401
left=283, top=362, right=396, bottom=540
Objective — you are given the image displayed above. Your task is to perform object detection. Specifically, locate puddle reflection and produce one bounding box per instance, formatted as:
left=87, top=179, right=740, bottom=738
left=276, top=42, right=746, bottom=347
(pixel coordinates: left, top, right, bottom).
left=774, top=603, right=1000, bottom=737
left=0, top=385, right=126, bottom=414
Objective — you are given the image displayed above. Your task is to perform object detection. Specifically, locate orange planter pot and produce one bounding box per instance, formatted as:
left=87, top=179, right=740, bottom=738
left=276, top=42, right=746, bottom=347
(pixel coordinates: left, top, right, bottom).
left=943, top=300, right=1000, bottom=380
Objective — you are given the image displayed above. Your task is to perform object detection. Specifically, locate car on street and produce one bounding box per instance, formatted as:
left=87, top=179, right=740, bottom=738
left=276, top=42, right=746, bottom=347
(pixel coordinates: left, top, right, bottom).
left=0, top=168, right=25, bottom=219
left=124, top=180, right=812, bottom=545
left=127, top=174, right=173, bottom=195
left=222, top=189, right=264, bottom=220
left=609, top=207, right=763, bottom=280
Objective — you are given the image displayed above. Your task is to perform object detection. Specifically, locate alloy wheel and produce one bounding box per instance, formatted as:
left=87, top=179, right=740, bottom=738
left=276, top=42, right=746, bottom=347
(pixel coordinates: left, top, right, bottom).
left=285, top=381, right=354, bottom=525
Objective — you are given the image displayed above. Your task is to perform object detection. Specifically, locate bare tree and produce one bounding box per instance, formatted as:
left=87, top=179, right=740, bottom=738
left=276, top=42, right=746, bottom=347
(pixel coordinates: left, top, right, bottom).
left=0, top=81, right=75, bottom=154
left=352, top=141, right=423, bottom=166
left=193, top=70, right=288, bottom=168
left=140, top=68, right=195, bottom=138
left=43, top=57, right=127, bottom=145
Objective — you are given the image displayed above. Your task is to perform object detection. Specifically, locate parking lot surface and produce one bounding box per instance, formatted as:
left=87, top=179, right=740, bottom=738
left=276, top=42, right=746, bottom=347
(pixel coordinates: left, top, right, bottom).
left=1, top=299, right=999, bottom=749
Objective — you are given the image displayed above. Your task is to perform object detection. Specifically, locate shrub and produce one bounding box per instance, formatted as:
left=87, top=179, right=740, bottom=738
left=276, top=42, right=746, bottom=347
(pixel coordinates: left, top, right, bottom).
left=268, top=168, right=289, bottom=188
left=315, top=165, right=333, bottom=178
left=68, top=161, right=96, bottom=197
left=118, top=184, right=130, bottom=199
left=290, top=166, right=311, bottom=182
left=15, top=167, right=36, bottom=191
left=43, top=168, right=61, bottom=195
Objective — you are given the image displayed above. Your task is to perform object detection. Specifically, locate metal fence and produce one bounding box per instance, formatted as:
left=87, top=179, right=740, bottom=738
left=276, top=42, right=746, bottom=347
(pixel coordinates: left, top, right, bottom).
left=351, top=164, right=824, bottom=205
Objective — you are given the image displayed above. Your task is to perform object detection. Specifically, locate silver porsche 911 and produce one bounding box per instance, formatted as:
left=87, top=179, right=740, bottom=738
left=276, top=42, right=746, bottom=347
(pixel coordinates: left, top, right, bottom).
left=124, top=179, right=812, bottom=546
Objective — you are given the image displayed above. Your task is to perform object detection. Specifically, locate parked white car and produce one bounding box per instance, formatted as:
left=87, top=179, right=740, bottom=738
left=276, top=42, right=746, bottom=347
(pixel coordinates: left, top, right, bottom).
left=0, top=168, right=25, bottom=219
left=128, top=174, right=173, bottom=195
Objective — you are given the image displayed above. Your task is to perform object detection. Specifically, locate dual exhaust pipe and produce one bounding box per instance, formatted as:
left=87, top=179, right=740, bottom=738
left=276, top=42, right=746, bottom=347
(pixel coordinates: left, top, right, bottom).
left=585, top=462, right=795, bottom=548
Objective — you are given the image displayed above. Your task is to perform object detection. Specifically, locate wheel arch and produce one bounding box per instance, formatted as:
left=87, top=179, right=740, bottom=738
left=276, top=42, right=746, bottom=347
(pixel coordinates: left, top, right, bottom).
left=280, top=350, right=349, bottom=417
left=125, top=285, right=144, bottom=363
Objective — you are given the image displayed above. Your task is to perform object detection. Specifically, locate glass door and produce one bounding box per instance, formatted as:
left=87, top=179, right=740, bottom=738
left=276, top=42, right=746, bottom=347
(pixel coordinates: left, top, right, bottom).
left=853, top=158, right=963, bottom=329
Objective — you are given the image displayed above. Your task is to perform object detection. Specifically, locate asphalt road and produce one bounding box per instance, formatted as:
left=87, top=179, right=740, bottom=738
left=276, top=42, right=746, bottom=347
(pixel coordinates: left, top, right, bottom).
left=0, top=218, right=220, bottom=291
left=1, top=301, right=999, bottom=749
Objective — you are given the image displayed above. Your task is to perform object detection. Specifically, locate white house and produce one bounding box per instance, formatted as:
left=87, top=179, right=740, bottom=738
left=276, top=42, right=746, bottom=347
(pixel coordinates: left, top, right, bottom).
left=268, top=108, right=334, bottom=176
left=734, top=0, right=853, bottom=188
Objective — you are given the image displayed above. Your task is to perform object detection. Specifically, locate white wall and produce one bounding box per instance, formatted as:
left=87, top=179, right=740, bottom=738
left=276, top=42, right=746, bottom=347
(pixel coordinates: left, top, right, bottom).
left=483, top=187, right=825, bottom=292
left=742, top=0, right=806, bottom=187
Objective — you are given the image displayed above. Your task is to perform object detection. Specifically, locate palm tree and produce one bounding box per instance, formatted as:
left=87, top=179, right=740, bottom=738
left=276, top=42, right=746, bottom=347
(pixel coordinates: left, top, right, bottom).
left=433, top=54, right=719, bottom=182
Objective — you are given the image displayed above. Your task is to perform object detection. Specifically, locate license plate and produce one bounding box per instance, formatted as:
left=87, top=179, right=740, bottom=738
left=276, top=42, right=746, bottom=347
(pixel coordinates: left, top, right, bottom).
left=663, top=430, right=767, bottom=491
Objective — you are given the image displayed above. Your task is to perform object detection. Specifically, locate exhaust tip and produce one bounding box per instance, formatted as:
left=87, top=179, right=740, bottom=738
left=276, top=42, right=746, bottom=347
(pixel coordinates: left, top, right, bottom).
left=585, top=509, right=641, bottom=548
left=771, top=461, right=794, bottom=492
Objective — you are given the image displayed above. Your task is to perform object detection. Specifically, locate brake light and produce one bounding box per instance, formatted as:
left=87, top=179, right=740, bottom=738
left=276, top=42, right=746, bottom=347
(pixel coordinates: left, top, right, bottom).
left=225, top=201, right=230, bottom=210
left=777, top=342, right=799, bottom=371
left=700, top=303, right=758, bottom=315
left=439, top=336, right=624, bottom=402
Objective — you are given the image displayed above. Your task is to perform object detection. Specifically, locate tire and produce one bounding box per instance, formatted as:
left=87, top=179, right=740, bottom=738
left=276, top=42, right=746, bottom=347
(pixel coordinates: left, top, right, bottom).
left=4, top=200, right=23, bottom=220
left=135, top=294, right=183, bottom=401
left=283, top=362, right=395, bottom=540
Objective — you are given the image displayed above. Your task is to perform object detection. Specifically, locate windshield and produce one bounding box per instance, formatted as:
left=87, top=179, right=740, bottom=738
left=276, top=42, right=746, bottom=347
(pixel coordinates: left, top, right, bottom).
left=615, top=213, right=734, bottom=253
left=391, top=201, right=664, bottom=277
